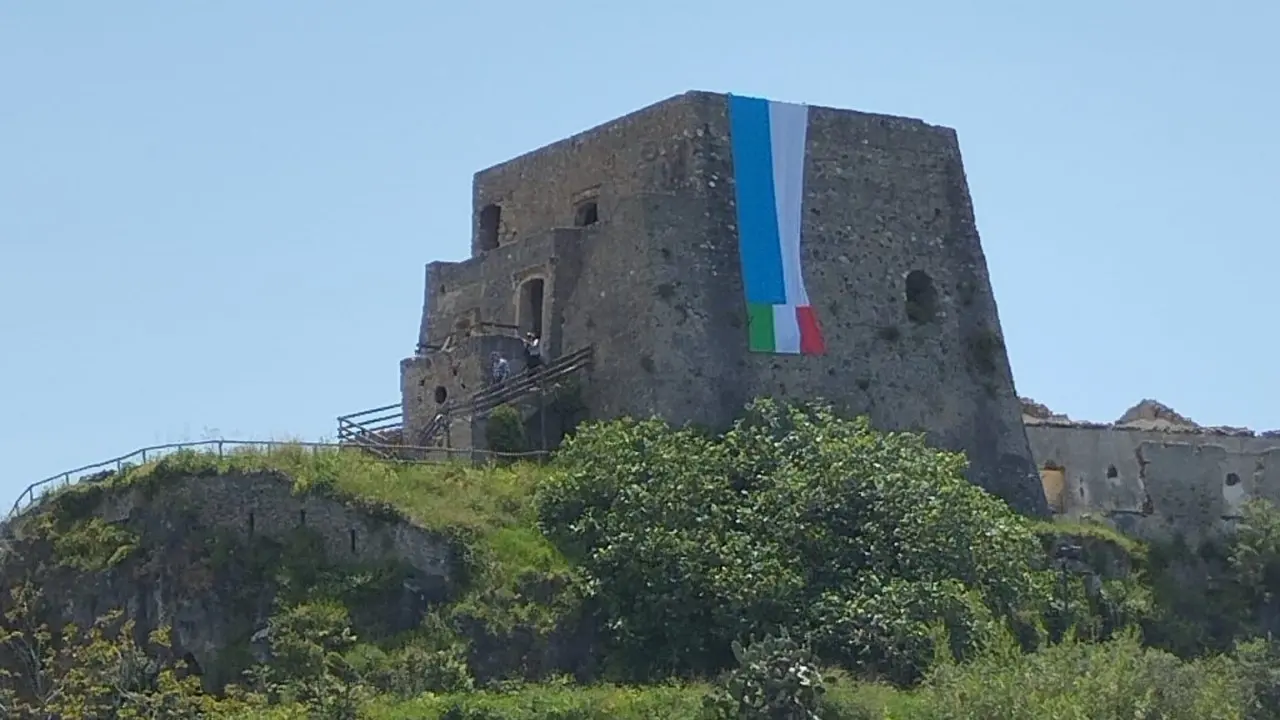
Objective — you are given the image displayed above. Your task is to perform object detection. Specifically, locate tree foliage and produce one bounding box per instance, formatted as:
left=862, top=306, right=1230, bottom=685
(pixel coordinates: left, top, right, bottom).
left=537, top=398, right=1053, bottom=682
left=0, top=583, right=212, bottom=719
left=486, top=406, right=529, bottom=455
left=909, top=628, right=1250, bottom=720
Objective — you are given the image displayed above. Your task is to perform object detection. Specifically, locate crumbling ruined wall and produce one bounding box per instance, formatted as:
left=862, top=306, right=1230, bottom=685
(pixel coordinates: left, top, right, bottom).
left=2, top=472, right=461, bottom=688
left=1024, top=398, right=1280, bottom=542
left=401, top=333, right=528, bottom=450
left=420, top=227, right=595, bottom=355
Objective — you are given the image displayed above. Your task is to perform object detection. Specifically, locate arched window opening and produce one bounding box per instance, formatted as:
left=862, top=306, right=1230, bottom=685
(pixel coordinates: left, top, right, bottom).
left=905, top=270, right=938, bottom=324
left=478, top=204, right=502, bottom=252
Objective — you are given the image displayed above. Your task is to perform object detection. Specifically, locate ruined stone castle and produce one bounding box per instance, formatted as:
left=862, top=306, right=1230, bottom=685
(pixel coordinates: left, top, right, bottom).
left=358, top=89, right=1277, bottom=536
left=391, top=90, right=1048, bottom=517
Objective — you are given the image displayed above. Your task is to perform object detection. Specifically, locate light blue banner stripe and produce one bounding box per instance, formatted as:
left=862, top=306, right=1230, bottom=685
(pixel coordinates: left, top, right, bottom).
left=728, top=94, right=787, bottom=305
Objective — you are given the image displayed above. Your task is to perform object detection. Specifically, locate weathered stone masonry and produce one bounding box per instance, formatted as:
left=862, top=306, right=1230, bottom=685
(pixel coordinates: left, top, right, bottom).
left=1026, top=398, right=1280, bottom=542
left=3, top=473, right=460, bottom=689
left=402, top=90, right=1049, bottom=517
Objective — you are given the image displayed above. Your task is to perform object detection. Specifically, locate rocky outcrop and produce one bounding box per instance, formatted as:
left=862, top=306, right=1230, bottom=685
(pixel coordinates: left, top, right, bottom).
left=0, top=471, right=464, bottom=690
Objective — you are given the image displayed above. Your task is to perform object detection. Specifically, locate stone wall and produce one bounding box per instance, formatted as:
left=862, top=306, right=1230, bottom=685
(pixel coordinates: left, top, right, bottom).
left=401, top=333, right=529, bottom=449
left=472, top=93, right=708, bottom=254
left=419, top=228, right=580, bottom=354
left=1025, top=399, right=1280, bottom=543
left=93, top=471, right=458, bottom=585
left=406, top=90, right=1048, bottom=517
left=3, top=472, right=461, bottom=687
left=651, top=94, right=1041, bottom=516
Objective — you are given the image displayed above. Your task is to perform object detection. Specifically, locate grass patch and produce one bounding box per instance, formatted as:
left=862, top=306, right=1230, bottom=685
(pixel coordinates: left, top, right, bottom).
left=1031, top=516, right=1148, bottom=562
left=286, top=676, right=909, bottom=719
left=36, top=444, right=569, bottom=598
left=361, top=682, right=711, bottom=719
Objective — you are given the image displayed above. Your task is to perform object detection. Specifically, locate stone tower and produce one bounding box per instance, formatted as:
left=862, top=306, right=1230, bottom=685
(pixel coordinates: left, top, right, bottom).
left=400, top=90, right=1049, bottom=517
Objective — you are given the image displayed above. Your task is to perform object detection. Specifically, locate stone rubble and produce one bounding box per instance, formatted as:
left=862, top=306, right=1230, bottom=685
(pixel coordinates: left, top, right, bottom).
left=1021, top=397, right=1273, bottom=438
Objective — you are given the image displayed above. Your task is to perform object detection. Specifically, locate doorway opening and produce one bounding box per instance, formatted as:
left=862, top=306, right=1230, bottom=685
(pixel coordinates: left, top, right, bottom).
left=519, top=278, right=545, bottom=337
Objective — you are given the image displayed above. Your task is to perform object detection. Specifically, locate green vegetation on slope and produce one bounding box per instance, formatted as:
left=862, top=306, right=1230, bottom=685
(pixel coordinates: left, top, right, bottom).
left=2, top=399, right=1280, bottom=719
left=61, top=441, right=569, bottom=581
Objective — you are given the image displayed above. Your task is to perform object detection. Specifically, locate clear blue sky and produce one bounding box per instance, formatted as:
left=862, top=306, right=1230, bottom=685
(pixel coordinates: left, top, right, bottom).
left=2, top=2, right=1277, bottom=505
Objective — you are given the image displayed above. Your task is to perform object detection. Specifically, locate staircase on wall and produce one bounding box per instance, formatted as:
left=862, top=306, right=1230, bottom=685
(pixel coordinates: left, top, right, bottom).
left=336, top=345, right=594, bottom=460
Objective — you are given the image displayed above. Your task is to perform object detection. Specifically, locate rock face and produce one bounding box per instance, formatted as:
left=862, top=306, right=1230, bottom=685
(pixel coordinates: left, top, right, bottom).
left=0, top=471, right=464, bottom=689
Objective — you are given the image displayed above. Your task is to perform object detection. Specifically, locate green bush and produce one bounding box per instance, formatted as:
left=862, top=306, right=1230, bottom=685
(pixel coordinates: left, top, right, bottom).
left=537, top=398, right=1055, bottom=682
left=702, top=633, right=827, bottom=720
left=358, top=682, right=708, bottom=719
left=348, top=641, right=473, bottom=698
left=1232, top=636, right=1280, bottom=720
left=908, top=629, right=1250, bottom=720
left=1129, top=499, right=1280, bottom=658
left=240, top=601, right=370, bottom=717
left=487, top=406, right=529, bottom=455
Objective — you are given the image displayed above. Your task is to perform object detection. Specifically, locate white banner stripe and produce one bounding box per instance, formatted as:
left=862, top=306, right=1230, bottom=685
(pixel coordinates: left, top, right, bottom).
left=767, top=101, right=811, bottom=308
left=772, top=304, right=802, bottom=354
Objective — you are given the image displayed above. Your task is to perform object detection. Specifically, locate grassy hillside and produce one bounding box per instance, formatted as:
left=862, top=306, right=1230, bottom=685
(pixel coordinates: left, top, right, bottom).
left=2, top=400, right=1280, bottom=719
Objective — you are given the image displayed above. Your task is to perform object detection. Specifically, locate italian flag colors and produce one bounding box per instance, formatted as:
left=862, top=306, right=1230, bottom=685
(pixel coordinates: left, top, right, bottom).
left=727, top=94, right=826, bottom=356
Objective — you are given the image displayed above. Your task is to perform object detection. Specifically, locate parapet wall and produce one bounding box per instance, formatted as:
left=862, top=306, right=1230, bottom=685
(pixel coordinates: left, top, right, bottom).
left=1025, top=398, right=1280, bottom=542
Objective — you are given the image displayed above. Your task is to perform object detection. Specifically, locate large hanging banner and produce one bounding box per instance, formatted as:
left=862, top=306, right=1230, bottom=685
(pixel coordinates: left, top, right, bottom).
left=727, top=94, right=826, bottom=355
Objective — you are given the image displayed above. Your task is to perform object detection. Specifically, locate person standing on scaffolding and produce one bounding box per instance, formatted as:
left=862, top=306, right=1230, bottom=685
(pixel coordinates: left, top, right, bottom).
left=522, top=332, right=543, bottom=376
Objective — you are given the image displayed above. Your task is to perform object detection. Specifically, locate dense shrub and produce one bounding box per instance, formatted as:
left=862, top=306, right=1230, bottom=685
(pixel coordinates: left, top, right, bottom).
left=1232, top=636, right=1280, bottom=720
left=537, top=398, right=1055, bottom=682
left=701, top=633, right=827, bottom=720
left=486, top=406, right=529, bottom=455
left=906, top=629, right=1250, bottom=720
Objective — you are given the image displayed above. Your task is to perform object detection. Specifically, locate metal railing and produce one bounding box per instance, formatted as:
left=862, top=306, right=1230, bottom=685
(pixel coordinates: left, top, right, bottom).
left=416, top=345, right=594, bottom=447
left=3, top=439, right=548, bottom=525
left=465, top=345, right=593, bottom=417
left=338, top=345, right=595, bottom=451
left=336, top=403, right=404, bottom=459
